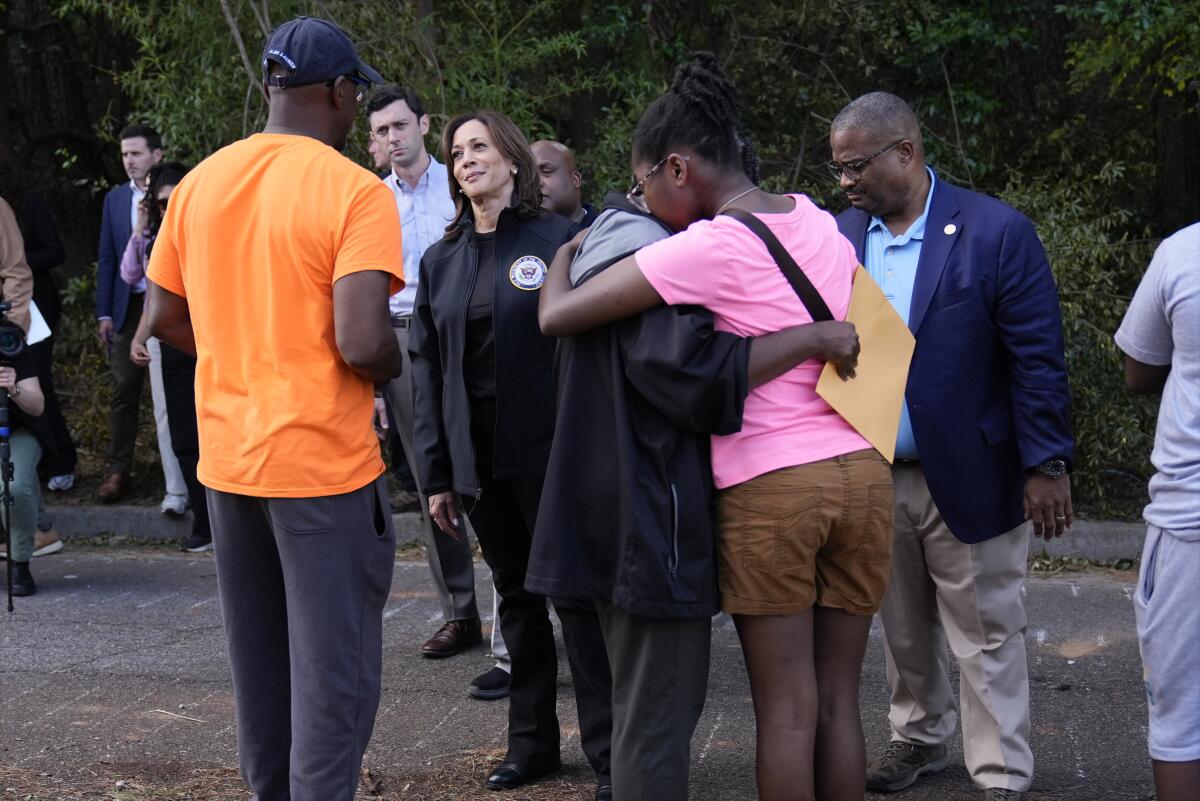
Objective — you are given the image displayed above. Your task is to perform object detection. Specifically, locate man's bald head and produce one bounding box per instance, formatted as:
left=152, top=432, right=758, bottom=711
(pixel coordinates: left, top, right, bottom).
left=829, top=91, right=930, bottom=221
left=831, top=92, right=923, bottom=154
left=532, top=139, right=583, bottom=220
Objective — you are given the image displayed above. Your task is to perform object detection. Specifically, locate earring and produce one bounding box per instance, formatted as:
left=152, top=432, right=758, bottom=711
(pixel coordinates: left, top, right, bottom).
left=510, top=166, right=518, bottom=175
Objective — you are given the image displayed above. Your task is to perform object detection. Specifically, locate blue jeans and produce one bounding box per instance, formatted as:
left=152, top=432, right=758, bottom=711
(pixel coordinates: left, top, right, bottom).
left=6, top=428, right=43, bottom=562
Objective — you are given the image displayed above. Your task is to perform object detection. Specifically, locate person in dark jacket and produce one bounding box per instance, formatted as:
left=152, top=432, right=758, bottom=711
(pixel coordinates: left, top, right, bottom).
left=538, top=56, right=883, bottom=801
left=531, top=186, right=865, bottom=799
left=409, top=110, right=613, bottom=799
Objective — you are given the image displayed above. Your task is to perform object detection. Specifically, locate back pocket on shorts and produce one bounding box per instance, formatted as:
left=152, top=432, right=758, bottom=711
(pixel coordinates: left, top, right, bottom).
left=737, top=488, right=823, bottom=572
left=855, top=482, right=894, bottom=563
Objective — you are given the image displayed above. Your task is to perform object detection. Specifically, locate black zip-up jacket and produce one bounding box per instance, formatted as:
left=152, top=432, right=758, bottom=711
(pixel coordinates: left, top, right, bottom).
left=525, top=205, right=751, bottom=618
left=409, top=208, right=577, bottom=498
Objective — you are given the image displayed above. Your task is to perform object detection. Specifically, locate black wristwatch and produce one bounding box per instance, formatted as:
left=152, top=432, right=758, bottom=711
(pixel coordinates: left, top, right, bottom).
left=1033, top=458, right=1068, bottom=479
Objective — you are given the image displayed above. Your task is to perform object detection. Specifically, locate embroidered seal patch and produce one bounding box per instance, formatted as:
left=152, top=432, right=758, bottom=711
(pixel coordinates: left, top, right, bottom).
left=509, top=255, right=547, bottom=290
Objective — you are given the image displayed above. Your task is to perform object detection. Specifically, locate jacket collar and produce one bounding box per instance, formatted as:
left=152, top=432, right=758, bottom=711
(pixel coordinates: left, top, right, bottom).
left=906, top=172, right=961, bottom=333
left=455, top=193, right=524, bottom=239
left=840, top=169, right=960, bottom=335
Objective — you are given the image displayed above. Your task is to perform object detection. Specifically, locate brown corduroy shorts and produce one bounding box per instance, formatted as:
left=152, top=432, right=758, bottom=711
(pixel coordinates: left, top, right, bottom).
left=716, top=449, right=894, bottom=616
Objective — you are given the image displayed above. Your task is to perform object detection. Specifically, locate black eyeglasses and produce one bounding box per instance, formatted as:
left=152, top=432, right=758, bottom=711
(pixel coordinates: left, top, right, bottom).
left=827, top=139, right=905, bottom=182
left=326, top=74, right=369, bottom=104
left=626, top=155, right=689, bottom=212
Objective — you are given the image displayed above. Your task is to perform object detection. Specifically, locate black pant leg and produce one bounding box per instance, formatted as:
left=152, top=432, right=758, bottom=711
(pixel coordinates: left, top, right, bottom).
left=465, top=403, right=560, bottom=771
left=107, top=293, right=146, bottom=475
left=506, top=474, right=613, bottom=782
left=553, top=596, right=614, bottom=783
left=29, top=337, right=77, bottom=476
left=160, top=343, right=209, bottom=536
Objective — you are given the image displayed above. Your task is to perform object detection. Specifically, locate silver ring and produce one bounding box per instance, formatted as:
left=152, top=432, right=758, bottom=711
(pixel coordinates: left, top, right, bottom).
left=1054, top=515, right=1066, bottom=521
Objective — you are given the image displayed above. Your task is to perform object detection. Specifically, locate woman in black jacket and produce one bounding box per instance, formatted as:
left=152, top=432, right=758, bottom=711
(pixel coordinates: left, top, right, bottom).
left=409, top=110, right=612, bottom=799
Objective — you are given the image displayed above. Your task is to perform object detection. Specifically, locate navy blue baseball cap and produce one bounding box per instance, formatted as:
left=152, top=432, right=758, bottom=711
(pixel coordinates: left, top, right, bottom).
left=261, top=16, right=384, bottom=88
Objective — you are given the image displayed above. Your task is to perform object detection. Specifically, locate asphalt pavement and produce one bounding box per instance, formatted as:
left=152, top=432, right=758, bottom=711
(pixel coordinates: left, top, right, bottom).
left=1, top=545, right=1154, bottom=800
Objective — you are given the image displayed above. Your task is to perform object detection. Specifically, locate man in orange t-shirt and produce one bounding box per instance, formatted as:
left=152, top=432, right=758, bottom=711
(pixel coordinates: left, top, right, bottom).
left=146, top=17, right=402, bottom=801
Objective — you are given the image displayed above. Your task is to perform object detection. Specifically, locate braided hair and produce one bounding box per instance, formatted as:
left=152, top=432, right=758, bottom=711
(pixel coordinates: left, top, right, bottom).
left=633, top=53, right=758, bottom=182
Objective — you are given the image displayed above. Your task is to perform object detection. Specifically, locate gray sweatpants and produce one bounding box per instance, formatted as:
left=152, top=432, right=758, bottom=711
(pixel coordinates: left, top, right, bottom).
left=208, top=476, right=396, bottom=801
left=596, top=600, right=711, bottom=801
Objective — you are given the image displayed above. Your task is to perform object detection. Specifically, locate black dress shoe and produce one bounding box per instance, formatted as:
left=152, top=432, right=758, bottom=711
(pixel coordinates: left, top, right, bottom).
left=420, top=617, right=483, bottom=658
left=10, top=561, right=36, bottom=597
left=485, top=761, right=557, bottom=791
left=596, top=783, right=613, bottom=801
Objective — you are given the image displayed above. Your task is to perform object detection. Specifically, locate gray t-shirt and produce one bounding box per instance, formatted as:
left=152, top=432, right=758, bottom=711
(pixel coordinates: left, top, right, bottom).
left=1115, top=222, right=1200, bottom=540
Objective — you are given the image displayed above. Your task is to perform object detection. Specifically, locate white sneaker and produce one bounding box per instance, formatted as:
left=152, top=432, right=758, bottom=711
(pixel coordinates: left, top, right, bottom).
left=160, top=493, right=189, bottom=516
left=47, top=474, right=75, bottom=492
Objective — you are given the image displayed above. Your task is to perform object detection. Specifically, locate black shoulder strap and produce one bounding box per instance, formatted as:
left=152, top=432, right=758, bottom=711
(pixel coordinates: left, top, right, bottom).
left=721, top=208, right=834, bottom=322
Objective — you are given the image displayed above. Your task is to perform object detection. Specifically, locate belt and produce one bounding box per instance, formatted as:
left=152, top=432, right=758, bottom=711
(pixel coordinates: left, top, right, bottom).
left=391, top=315, right=413, bottom=330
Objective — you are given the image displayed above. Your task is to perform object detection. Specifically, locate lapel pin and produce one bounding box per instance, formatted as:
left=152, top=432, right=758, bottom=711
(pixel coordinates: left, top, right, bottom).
left=944, top=223, right=957, bottom=235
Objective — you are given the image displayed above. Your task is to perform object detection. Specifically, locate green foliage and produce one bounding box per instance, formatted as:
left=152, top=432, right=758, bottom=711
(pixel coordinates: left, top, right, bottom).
left=43, top=0, right=1192, bottom=518
left=1059, top=0, right=1200, bottom=99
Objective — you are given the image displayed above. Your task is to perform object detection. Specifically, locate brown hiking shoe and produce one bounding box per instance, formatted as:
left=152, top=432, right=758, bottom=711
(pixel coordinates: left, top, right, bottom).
left=97, top=472, right=128, bottom=504
left=866, top=740, right=949, bottom=793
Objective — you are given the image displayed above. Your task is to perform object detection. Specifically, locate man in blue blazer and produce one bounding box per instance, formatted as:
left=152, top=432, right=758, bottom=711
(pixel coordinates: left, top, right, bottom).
left=95, top=124, right=162, bottom=502
left=829, top=93, right=1074, bottom=801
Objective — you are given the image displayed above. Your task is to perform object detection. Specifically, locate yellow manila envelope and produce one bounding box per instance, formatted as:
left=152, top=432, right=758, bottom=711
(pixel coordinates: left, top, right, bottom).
left=816, top=266, right=916, bottom=463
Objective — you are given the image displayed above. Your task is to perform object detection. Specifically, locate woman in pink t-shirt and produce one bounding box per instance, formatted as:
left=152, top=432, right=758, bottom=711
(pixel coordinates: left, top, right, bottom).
left=540, top=55, right=893, bottom=801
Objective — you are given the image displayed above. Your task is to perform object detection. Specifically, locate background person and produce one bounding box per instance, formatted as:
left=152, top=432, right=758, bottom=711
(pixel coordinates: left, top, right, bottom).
left=830, top=92, right=1074, bottom=801
left=95, top=124, right=166, bottom=504
left=126, top=162, right=211, bottom=552
left=0, top=196, right=48, bottom=596
left=118, top=162, right=191, bottom=520
left=0, top=145, right=72, bottom=560
left=409, top=110, right=612, bottom=798
left=1115, top=221, right=1200, bottom=801
left=537, top=54, right=882, bottom=801
left=146, top=17, right=402, bottom=801
left=532, top=139, right=597, bottom=226
left=364, top=85, right=493, bottom=666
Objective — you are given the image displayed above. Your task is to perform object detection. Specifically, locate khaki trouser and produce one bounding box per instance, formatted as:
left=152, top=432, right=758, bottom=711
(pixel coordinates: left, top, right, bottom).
left=882, top=462, right=1033, bottom=792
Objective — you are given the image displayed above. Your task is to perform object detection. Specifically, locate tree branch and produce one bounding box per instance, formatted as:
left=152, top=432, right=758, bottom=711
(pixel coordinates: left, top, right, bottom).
left=249, top=0, right=271, bottom=37
left=219, top=0, right=265, bottom=100
left=941, top=56, right=975, bottom=188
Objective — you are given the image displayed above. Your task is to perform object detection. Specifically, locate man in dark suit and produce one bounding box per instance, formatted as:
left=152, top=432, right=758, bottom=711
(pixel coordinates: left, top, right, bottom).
left=829, top=93, right=1074, bottom=801
left=95, top=124, right=162, bottom=502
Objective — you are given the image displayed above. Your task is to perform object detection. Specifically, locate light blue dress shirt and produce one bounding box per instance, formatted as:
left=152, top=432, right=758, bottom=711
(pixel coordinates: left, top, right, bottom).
left=386, top=155, right=457, bottom=317
left=863, top=167, right=937, bottom=460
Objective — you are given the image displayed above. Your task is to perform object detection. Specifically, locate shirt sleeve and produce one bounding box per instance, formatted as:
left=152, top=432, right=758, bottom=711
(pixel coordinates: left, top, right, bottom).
left=1115, top=242, right=1173, bottom=366
left=146, top=200, right=185, bottom=297
left=11, top=346, right=37, bottom=382
left=633, top=221, right=728, bottom=308
left=334, top=180, right=404, bottom=295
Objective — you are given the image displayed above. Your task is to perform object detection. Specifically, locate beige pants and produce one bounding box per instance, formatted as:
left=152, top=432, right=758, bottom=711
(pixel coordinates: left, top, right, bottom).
left=882, top=463, right=1033, bottom=792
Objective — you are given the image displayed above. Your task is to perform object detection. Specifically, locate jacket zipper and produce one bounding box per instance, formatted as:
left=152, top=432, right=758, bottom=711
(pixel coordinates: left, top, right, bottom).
left=489, top=219, right=502, bottom=473
left=461, top=232, right=482, bottom=502
left=668, top=483, right=680, bottom=577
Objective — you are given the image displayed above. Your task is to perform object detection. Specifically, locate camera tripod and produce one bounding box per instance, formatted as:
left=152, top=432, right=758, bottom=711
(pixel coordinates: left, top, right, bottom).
left=2, top=387, right=14, bottom=613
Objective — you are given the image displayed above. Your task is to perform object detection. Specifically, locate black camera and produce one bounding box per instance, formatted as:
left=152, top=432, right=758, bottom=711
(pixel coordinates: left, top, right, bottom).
left=0, top=301, right=24, bottom=361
